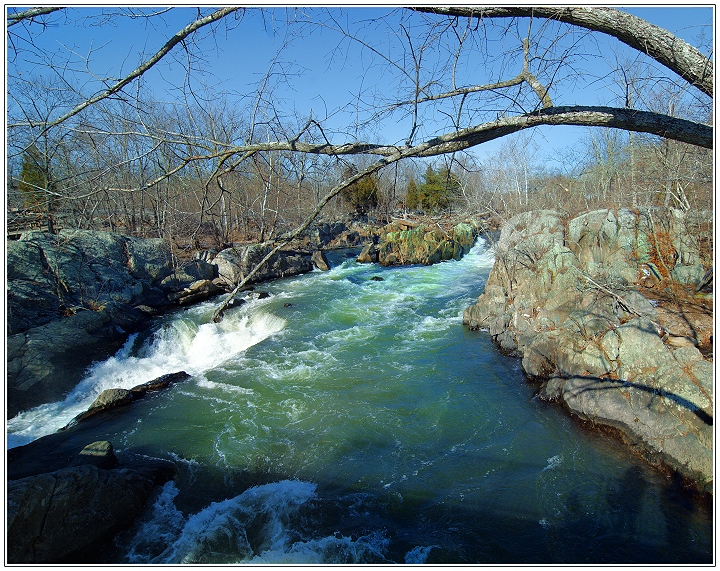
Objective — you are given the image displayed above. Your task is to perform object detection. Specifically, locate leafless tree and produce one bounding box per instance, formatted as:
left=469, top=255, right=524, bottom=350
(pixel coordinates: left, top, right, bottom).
left=6, top=6, right=712, bottom=317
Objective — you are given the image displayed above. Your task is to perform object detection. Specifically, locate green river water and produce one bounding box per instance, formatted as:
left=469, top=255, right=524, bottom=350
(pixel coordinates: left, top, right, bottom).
left=7, top=239, right=713, bottom=564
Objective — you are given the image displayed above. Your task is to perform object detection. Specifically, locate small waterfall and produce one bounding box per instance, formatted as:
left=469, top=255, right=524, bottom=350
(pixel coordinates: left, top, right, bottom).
left=7, top=302, right=286, bottom=448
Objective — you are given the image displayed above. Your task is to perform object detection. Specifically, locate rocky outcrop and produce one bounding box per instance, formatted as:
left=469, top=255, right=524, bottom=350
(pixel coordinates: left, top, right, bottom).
left=7, top=302, right=152, bottom=418
left=6, top=230, right=177, bottom=418
left=8, top=388, right=179, bottom=564
left=359, top=220, right=476, bottom=266
left=7, top=442, right=176, bottom=564
left=464, top=208, right=713, bottom=493
left=213, top=243, right=314, bottom=288
left=7, top=229, right=173, bottom=335
left=6, top=228, right=318, bottom=418
left=167, top=278, right=220, bottom=305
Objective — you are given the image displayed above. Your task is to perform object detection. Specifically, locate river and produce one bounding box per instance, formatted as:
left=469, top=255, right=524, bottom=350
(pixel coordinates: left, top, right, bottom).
left=7, top=239, right=713, bottom=564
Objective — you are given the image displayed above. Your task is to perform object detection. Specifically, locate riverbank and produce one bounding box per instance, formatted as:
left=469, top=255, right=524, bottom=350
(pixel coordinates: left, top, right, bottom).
left=6, top=217, right=713, bottom=563
left=463, top=208, right=713, bottom=495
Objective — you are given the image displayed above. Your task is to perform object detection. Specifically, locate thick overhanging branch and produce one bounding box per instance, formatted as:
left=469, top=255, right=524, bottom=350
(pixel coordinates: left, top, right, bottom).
left=416, top=106, right=713, bottom=154
left=100, top=104, right=711, bottom=196
left=7, top=7, right=64, bottom=26
left=412, top=6, right=713, bottom=98
left=218, top=106, right=713, bottom=161
left=209, top=103, right=710, bottom=321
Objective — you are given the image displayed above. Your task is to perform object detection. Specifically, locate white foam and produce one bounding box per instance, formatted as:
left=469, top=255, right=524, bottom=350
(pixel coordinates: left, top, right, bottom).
left=7, top=308, right=286, bottom=447
left=405, top=545, right=437, bottom=564
left=196, top=379, right=254, bottom=395
left=542, top=454, right=564, bottom=472
left=121, top=479, right=393, bottom=564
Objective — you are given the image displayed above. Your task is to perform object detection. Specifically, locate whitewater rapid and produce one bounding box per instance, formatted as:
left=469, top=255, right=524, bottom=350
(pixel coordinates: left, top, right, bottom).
left=7, top=302, right=287, bottom=448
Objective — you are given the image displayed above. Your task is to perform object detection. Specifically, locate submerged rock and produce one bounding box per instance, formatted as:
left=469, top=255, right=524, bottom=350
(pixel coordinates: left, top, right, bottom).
left=65, top=371, right=191, bottom=428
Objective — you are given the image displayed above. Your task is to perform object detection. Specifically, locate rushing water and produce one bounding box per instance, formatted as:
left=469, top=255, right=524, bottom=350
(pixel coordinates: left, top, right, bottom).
left=7, top=240, right=713, bottom=564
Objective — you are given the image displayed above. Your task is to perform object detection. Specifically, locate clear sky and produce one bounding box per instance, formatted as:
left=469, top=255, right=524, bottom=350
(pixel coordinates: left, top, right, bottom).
left=6, top=5, right=713, bottom=170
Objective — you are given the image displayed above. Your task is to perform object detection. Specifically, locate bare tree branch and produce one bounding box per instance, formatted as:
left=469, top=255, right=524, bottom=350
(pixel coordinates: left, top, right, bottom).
left=412, top=6, right=713, bottom=98
left=7, top=7, right=64, bottom=27
left=20, top=7, right=243, bottom=134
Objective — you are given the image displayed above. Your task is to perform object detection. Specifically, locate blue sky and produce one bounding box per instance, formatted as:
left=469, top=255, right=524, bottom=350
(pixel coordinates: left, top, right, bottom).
left=7, top=5, right=713, bottom=168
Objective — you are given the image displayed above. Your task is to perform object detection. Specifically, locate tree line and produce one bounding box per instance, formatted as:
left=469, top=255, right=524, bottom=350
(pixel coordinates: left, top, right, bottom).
left=7, top=7, right=712, bottom=255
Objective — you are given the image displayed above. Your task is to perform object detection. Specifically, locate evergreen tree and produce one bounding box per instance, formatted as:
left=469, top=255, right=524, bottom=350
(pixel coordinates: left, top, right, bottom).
left=406, top=176, right=419, bottom=209
left=418, top=164, right=460, bottom=212
left=352, top=174, right=379, bottom=214
left=19, top=145, right=47, bottom=209
left=341, top=165, right=379, bottom=215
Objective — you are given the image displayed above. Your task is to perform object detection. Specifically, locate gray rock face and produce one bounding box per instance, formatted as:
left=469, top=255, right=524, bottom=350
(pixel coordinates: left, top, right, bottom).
left=302, top=220, right=377, bottom=250
left=7, top=464, right=154, bottom=563
left=6, top=230, right=178, bottom=418
left=213, top=243, right=313, bottom=288
left=7, top=307, right=136, bottom=418
left=464, top=208, right=713, bottom=492
left=7, top=229, right=173, bottom=335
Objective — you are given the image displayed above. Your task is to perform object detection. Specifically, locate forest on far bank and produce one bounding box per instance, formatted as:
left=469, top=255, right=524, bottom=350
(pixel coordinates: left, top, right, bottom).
left=7, top=7, right=712, bottom=263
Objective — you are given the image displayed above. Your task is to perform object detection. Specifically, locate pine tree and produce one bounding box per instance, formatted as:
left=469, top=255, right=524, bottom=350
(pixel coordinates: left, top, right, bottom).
left=406, top=176, right=419, bottom=209
left=341, top=165, right=379, bottom=215
left=352, top=174, right=379, bottom=214
left=417, top=164, right=460, bottom=212
left=19, top=145, right=47, bottom=209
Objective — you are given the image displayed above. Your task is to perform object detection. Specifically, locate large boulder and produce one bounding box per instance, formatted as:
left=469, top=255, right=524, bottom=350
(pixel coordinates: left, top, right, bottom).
left=7, top=410, right=178, bottom=564
left=311, top=250, right=331, bottom=271
left=464, top=208, right=713, bottom=492
left=372, top=221, right=476, bottom=266
left=7, top=230, right=173, bottom=336
left=213, top=243, right=313, bottom=288
left=7, top=464, right=154, bottom=563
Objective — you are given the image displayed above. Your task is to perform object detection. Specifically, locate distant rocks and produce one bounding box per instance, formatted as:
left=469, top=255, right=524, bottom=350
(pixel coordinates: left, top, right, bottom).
left=357, top=242, right=379, bottom=264
left=357, top=220, right=477, bottom=266
left=464, top=208, right=713, bottom=493
left=213, top=243, right=314, bottom=288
